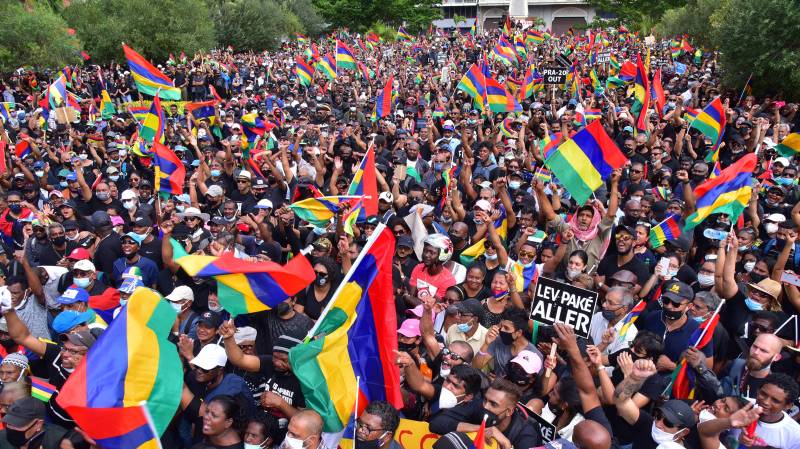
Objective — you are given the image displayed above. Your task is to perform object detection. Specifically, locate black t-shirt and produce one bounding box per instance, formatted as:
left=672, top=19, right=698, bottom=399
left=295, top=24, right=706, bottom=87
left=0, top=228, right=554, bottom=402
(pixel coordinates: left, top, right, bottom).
left=43, top=342, right=77, bottom=428
left=247, top=310, right=313, bottom=356
left=37, top=241, right=78, bottom=266
left=94, top=232, right=123, bottom=280
left=257, top=355, right=305, bottom=427
left=597, top=253, right=651, bottom=285
left=631, top=410, right=657, bottom=449
left=296, top=285, right=335, bottom=321
left=139, top=237, right=163, bottom=270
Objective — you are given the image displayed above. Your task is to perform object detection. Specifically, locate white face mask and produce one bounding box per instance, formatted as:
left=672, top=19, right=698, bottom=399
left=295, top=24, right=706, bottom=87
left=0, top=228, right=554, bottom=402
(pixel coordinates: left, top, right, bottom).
left=744, top=261, right=756, bottom=272
left=170, top=302, right=183, bottom=313
left=697, top=273, right=715, bottom=287
left=566, top=268, right=582, bottom=280
left=438, top=386, right=462, bottom=409
left=439, top=365, right=451, bottom=378
left=698, top=409, right=717, bottom=423
left=651, top=422, right=681, bottom=444
left=765, top=223, right=779, bottom=234
left=485, top=253, right=498, bottom=261
left=283, top=436, right=307, bottom=449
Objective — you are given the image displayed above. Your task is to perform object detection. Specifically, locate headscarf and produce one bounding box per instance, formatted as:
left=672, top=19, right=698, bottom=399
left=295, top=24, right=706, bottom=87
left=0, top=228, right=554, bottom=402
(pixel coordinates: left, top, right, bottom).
left=568, top=204, right=602, bottom=242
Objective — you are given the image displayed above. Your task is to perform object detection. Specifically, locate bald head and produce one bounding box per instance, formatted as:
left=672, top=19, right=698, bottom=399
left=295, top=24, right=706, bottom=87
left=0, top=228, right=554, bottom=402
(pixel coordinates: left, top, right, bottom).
left=292, top=409, right=323, bottom=437
left=573, top=420, right=611, bottom=449
left=747, top=333, right=783, bottom=372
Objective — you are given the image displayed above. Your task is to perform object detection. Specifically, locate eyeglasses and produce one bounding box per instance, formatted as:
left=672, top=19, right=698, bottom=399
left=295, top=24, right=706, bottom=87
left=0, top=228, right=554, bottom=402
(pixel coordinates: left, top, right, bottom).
left=237, top=180, right=250, bottom=184
left=749, top=289, right=771, bottom=300
left=61, top=346, right=87, bottom=356
left=441, top=348, right=464, bottom=362
left=616, top=234, right=633, bottom=242
left=356, top=420, right=384, bottom=434
left=518, top=251, right=536, bottom=258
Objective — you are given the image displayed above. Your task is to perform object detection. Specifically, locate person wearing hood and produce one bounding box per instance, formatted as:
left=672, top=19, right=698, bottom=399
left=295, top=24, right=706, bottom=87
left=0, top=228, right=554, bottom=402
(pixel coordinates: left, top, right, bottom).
left=534, top=170, right=620, bottom=270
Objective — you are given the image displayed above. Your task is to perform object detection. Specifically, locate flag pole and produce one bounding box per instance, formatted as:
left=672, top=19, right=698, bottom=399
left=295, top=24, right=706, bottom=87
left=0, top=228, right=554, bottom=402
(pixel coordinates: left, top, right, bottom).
left=692, top=299, right=725, bottom=347
left=304, top=222, right=388, bottom=339
left=353, top=375, right=361, bottom=443
left=737, top=73, right=753, bottom=106
left=775, top=314, right=796, bottom=334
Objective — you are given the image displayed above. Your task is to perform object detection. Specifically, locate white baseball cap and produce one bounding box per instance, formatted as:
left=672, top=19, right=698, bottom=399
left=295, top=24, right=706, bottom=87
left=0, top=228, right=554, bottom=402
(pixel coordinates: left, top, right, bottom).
left=190, top=344, right=227, bottom=370
left=73, top=260, right=96, bottom=272
left=165, top=285, right=194, bottom=303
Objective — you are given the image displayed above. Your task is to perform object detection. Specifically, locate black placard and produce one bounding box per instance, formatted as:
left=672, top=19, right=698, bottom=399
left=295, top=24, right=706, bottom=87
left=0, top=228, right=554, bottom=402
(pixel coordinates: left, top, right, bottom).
left=518, top=403, right=558, bottom=443
left=529, top=277, right=598, bottom=339
left=540, top=66, right=569, bottom=85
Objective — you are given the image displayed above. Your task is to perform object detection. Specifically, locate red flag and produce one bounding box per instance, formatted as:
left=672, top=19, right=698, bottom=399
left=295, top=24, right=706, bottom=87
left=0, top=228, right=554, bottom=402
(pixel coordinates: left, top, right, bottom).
left=651, top=68, right=666, bottom=119
left=0, top=140, right=6, bottom=174
left=471, top=415, right=487, bottom=449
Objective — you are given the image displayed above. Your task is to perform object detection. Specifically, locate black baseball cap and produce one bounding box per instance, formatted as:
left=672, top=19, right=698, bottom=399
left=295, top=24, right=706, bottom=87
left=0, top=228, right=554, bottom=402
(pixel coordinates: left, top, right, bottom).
left=658, top=399, right=697, bottom=428
left=3, top=397, right=45, bottom=427
left=198, top=311, right=222, bottom=328
left=662, top=280, right=693, bottom=303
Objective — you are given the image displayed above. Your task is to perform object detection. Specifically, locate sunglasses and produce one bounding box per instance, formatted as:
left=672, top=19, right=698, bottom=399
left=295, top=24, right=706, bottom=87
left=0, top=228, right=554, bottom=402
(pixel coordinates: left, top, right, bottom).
left=661, top=296, right=688, bottom=308
left=441, top=348, right=464, bottom=362
left=519, top=251, right=536, bottom=258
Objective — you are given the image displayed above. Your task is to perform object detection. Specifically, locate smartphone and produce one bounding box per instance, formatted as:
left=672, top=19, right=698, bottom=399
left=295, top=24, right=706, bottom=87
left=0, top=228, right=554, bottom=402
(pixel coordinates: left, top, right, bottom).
left=781, top=271, right=800, bottom=287
left=657, top=257, right=670, bottom=275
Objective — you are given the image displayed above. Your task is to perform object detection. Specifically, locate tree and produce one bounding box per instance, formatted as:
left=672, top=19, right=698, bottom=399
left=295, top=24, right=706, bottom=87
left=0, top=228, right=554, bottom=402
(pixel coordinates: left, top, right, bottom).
left=313, top=0, right=440, bottom=33
left=654, top=0, right=718, bottom=48
left=214, top=0, right=301, bottom=52
left=586, top=0, right=684, bottom=32
left=62, top=0, right=215, bottom=64
left=0, top=1, right=81, bottom=72
left=713, top=0, right=800, bottom=97
left=283, top=0, right=327, bottom=37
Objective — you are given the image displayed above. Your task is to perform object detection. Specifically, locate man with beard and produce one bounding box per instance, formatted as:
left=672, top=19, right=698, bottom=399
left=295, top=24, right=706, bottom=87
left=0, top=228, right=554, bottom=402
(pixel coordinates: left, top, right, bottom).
left=218, top=327, right=305, bottom=432
left=721, top=333, right=783, bottom=398
left=247, top=297, right=313, bottom=356
left=596, top=225, right=650, bottom=292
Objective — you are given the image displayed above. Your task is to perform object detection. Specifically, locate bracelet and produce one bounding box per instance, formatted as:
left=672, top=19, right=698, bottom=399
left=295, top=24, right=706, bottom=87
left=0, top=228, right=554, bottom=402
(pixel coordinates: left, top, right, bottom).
left=478, top=350, right=489, bottom=356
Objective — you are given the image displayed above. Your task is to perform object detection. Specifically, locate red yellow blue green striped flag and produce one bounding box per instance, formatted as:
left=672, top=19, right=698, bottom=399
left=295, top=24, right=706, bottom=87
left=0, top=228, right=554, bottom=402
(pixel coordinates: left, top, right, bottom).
left=545, top=120, right=627, bottom=205
left=775, top=133, right=800, bottom=158
left=648, top=214, right=681, bottom=248
left=691, top=96, right=726, bottom=163
left=684, top=153, right=755, bottom=231
left=122, top=44, right=181, bottom=100
left=336, top=40, right=357, bottom=70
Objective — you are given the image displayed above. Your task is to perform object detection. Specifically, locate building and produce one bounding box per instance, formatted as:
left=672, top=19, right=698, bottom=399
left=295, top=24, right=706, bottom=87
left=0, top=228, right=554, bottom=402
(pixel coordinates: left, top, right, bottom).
left=438, top=0, right=598, bottom=35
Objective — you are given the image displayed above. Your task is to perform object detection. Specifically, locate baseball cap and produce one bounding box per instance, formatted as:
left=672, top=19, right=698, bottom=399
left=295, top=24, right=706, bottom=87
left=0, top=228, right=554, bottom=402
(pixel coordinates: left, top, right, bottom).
left=190, top=344, right=228, bottom=370
left=456, top=299, right=484, bottom=320
left=765, top=213, right=787, bottom=223
left=254, top=199, right=273, bottom=209
left=273, top=334, right=302, bottom=354
left=198, top=311, right=222, bottom=328
left=174, top=193, right=191, bottom=204
left=396, top=235, right=414, bottom=249
left=90, top=211, right=112, bottom=228
left=132, top=216, right=153, bottom=228
left=53, top=310, right=94, bottom=334
left=62, top=220, right=79, bottom=231
left=234, top=326, right=257, bottom=344
left=774, top=157, right=791, bottom=167
left=122, top=232, right=143, bottom=245
left=379, top=192, right=394, bottom=203
left=207, top=185, right=224, bottom=197
left=398, top=318, right=421, bottom=338
left=73, top=260, right=96, bottom=272
left=658, top=399, right=697, bottom=428
left=59, top=329, right=97, bottom=348
left=474, top=199, right=492, bottom=211
left=313, top=238, right=332, bottom=251
left=510, top=350, right=542, bottom=375
left=67, top=247, right=91, bottom=261
left=662, top=280, right=693, bottom=303
left=3, top=397, right=46, bottom=428
left=57, top=287, right=89, bottom=305
left=165, top=285, right=194, bottom=303
left=405, top=304, right=424, bottom=318
left=119, top=275, right=145, bottom=294
left=120, top=189, right=137, bottom=201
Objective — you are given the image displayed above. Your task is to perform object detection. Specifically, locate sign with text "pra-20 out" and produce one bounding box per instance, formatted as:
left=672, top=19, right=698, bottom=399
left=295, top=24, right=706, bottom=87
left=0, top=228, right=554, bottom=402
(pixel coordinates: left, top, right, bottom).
left=529, top=277, right=598, bottom=339
left=540, top=66, right=569, bottom=84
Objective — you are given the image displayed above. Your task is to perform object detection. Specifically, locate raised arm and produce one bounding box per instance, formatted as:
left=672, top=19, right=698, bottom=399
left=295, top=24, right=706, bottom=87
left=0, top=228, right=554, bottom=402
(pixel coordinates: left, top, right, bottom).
left=613, top=354, right=657, bottom=425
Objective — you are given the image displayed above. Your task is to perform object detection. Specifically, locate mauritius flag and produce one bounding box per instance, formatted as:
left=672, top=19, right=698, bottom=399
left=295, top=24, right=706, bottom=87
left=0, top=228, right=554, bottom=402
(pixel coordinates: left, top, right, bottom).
left=374, top=75, right=394, bottom=119
left=289, top=226, right=402, bottom=432
left=57, top=288, right=182, bottom=448
left=172, top=242, right=315, bottom=317
left=671, top=310, right=719, bottom=399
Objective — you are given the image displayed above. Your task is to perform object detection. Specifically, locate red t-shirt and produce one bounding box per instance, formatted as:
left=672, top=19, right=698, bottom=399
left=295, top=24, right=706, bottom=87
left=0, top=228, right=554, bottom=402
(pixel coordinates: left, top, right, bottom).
left=409, top=264, right=456, bottom=300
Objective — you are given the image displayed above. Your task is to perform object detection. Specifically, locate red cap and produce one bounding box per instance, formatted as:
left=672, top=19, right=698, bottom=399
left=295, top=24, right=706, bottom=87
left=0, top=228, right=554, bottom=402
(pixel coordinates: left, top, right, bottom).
left=67, top=248, right=91, bottom=261
left=236, top=223, right=251, bottom=233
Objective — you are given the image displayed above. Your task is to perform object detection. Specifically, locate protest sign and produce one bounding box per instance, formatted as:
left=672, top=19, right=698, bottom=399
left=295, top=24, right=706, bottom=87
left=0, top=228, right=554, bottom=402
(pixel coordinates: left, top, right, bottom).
left=541, top=67, right=569, bottom=84
left=597, top=52, right=611, bottom=63
left=336, top=419, right=498, bottom=449
left=519, top=403, right=558, bottom=442
left=530, top=277, right=598, bottom=339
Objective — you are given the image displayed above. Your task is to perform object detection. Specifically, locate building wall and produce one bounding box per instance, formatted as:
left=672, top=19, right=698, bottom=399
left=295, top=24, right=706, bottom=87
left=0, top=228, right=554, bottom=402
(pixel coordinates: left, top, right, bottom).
left=476, top=1, right=595, bottom=32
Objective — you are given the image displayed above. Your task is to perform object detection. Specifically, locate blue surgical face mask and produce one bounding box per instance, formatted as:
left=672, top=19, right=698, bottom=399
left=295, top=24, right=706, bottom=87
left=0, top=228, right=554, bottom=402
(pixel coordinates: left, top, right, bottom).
left=457, top=322, right=471, bottom=333
left=74, top=277, right=91, bottom=289
left=434, top=163, right=444, bottom=171
left=210, top=169, right=221, bottom=178
left=744, top=297, right=764, bottom=311
left=109, top=175, right=120, bottom=182
left=313, top=226, right=327, bottom=235
left=60, top=181, right=68, bottom=188
left=692, top=314, right=706, bottom=323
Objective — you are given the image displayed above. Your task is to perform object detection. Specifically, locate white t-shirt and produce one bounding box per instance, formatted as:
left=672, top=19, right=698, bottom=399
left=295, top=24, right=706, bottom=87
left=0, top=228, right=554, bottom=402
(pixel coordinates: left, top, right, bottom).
left=589, top=311, right=638, bottom=355
left=731, top=412, right=800, bottom=449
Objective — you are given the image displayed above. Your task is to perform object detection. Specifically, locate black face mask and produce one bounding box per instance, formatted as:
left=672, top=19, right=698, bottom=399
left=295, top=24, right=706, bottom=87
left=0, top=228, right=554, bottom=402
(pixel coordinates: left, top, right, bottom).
left=663, top=308, right=684, bottom=321
left=398, top=342, right=417, bottom=353
left=356, top=434, right=387, bottom=449
left=52, top=236, right=66, bottom=246
left=8, top=204, right=22, bottom=215
left=0, top=339, right=16, bottom=350
left=507, top=364, right=532, bottom=386
left=748, top=272, right=767, bottom=283
left=499, top=331, right=515, bottom=346
left=6, top=424, right=37, bottom=448
left=482, top=409, right=500, bottom=428
left=274, top=301, right=292, bottom=317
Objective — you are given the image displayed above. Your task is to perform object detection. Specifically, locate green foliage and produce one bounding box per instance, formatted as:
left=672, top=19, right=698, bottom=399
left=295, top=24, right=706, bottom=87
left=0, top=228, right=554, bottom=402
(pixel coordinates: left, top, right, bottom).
left=0, top=1, right=81, bottom=72
left=713, top=0, right=800, bottom=97
left=586, top=0, right=684, bottom=32
left=368, top=22, right=399, bottom=42
left=654, top=0, right=718, bottom=48
left=313, top=0, right=440, bottom=33
left=63, top=0, right=215, bottom=64
left=283, top=0, right=327, bottom=37
left=214, top=0, right=301, bottom=52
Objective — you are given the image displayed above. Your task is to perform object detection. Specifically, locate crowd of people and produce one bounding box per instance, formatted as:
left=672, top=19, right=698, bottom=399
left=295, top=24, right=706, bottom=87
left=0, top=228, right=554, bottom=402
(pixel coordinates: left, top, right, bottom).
left=0, top=19, right=798, bottom=449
